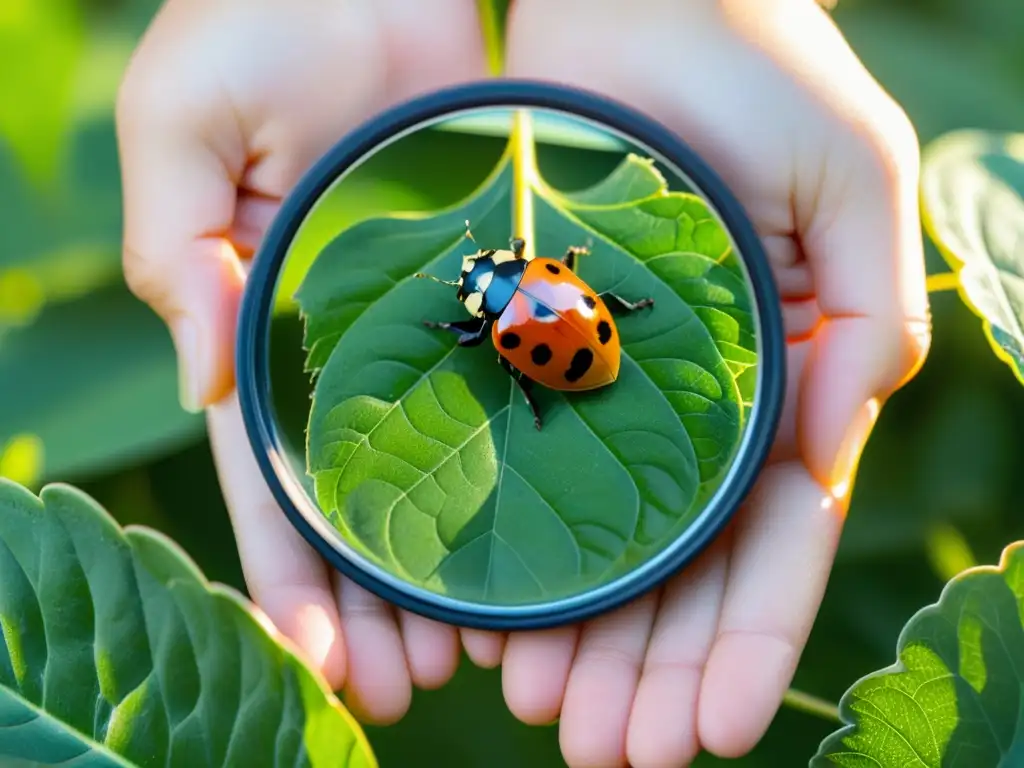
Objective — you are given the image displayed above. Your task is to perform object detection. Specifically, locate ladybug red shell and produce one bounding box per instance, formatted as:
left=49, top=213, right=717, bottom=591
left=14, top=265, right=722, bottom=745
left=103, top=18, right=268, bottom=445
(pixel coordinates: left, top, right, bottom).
left=415, top=222, right=654, bottom=429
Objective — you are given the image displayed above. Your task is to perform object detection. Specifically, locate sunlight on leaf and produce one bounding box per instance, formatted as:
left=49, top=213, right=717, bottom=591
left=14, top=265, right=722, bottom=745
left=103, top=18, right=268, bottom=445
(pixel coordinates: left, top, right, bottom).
left=297, top=114, right=756, bottom=605
left=0, top=478, right=377, bottom=768
left=921, top=129, right=1024, bottom=385
left=0, top=0, right=83, bottom=189
left=0, top=245, right=118, bottom=325
left=811, top=541, right=1024, bottom=767
left=0, top=434, right=43, bottom=488
left=0, top=269, right=44, bottom=326
left=0, top=285, right=203, bottom=483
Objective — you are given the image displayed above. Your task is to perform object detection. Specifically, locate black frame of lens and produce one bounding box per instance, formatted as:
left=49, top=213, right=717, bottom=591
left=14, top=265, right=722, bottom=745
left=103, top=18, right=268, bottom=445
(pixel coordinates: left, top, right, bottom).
left=236, top=79, right=786, bottom=630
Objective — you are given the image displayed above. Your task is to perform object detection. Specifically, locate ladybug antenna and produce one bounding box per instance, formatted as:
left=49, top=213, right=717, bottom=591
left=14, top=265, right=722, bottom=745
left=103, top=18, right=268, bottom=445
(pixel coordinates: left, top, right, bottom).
left=464, top=219, right=476, bottom=242
left=414, top=272, right=460, bottom=287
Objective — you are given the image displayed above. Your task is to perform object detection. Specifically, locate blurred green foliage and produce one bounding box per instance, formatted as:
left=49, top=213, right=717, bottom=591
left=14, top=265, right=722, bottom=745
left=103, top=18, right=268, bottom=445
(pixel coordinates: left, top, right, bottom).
left=0, top=0, right=1022, bottom=765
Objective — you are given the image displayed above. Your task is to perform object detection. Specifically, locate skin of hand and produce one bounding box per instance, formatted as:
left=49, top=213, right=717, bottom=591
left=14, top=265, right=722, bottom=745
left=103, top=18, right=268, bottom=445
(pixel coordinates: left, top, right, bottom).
left=117, top=0, right=930, bottom=766
left=116, top=0, right=493, bottom=725
left=453, top=1, right=931, bottom=767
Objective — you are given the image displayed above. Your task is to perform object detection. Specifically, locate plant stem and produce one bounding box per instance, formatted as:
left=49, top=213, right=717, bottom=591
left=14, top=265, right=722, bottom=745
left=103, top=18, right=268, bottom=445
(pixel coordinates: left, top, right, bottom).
left=925, top=522, right=978, bottom=582
left=511, top=108, right=537, bottom=260
left=476, top=0, right=507, bottom=76
left=782, top=688, right=842, bottom=723
left=926, top=272, right=960, bottom=293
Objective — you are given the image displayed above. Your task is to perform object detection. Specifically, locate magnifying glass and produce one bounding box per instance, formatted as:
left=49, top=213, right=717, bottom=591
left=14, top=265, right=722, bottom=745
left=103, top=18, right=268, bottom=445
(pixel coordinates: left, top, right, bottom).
left=236, top=80, right=785, bottom=631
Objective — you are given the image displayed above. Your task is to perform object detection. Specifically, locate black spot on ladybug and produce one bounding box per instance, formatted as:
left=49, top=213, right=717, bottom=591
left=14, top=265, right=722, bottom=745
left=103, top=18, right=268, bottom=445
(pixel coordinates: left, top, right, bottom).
left=582, top=295, right=596, bottom=310
left=531, top=344, right=552, bottom=366
left=597, top=320, right=612, bottom=345
left=545, top=263, right=561, bottom=275
left=500, top=332, right=521, bottom=349
left=565, top=348, right=594, bottom=382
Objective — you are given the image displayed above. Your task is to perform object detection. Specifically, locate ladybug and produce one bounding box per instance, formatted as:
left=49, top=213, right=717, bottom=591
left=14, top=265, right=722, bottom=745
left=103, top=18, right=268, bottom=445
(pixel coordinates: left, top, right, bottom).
left=415, top=221, right=654, bottom=430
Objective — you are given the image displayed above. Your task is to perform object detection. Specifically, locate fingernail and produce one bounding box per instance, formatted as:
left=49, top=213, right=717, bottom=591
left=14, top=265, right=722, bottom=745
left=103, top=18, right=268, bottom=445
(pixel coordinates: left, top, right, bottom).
left=170, top=317, right=203, bottom=413
left=829, top=398, right=880, bottom=503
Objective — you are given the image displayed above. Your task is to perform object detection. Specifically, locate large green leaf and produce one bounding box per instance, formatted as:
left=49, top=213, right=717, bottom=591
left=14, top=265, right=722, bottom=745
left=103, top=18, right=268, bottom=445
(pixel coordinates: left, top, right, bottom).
left=0, top=478, right=376, bottom=767
left=921, top=130, right=1024, bottom=385
left=297, top=125, right=756, bottom=605
left=0, top=284, right=204, bottom=482
left=0, top=0, right=83, bottom=189
left=811, top=541, right=1024, bottom=767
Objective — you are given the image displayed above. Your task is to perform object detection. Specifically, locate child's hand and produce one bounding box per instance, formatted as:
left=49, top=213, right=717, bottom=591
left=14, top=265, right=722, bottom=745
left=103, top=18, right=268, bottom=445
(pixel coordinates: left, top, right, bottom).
left=116, top=0, right=489, bottom=723
left=457, top=1, right=931, bottom=766
left=118, top=0, right=931, bottom=765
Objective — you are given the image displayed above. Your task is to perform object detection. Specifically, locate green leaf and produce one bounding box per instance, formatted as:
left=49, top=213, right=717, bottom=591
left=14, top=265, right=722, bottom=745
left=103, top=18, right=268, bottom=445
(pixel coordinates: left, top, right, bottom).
left=297, top=121, right=756, bottom=605
left=278, top=127, right=508, bottom=316
left=811, top=541, right=1024, bottom=767
left=0, top=0, right=84, bottom=189
left=0, top=284, right=204, bottom=481
left=920, top=130, right=1024, bottom=385
left=0, top=477, right=376, bottom=767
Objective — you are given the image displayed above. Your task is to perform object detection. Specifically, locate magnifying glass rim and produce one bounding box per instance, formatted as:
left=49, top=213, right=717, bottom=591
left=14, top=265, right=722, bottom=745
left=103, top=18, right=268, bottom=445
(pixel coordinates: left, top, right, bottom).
left=237, top=78, right=786, bottom=631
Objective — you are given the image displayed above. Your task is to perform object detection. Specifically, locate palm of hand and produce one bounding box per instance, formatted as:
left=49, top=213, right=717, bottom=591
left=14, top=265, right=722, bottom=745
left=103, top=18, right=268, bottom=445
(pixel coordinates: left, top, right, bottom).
left=462, top=3, right=930, bottom=766
left=117, top=1, right=929, bottom=767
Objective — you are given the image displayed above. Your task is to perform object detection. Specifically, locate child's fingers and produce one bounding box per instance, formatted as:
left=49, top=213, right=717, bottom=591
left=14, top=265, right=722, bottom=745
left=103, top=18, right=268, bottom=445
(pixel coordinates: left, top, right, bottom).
left=460, top=628, right=507, bottom=668
left=335, top=576, right=413, bottom=724
left=207, top=395, right=349, bottom=690
left=116, top=11, right=247, bottom=411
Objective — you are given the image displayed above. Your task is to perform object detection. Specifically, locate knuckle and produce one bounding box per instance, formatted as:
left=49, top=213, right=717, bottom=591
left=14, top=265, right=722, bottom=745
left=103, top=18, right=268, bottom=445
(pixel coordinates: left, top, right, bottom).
left=116, top=58, right=169, bottom=136
left=578, top=641, right=641, bottom=673
left=121, top=246, right=170, bottom=308
left=893, top=315, right=932, bottom=390
left=114, top=52, right=149, bottom=132
left=868, top=310, right=932, bottom=397
left=848, top=97, right=921, bottom=195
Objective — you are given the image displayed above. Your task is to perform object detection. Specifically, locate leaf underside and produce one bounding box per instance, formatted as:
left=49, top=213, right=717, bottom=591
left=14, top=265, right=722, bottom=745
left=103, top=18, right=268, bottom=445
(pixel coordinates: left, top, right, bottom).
left=0, top=479, right=375, bottom=768
left=921, top=129, right=1024, bottom=384
left=811, top=541, right=1024, bottom=767
left=297, top=148, right=758, bottom=606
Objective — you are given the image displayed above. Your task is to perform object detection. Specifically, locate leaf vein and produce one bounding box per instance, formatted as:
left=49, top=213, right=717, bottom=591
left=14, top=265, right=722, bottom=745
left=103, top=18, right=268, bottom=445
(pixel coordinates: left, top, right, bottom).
left=504, top=464, right=582, bottom=575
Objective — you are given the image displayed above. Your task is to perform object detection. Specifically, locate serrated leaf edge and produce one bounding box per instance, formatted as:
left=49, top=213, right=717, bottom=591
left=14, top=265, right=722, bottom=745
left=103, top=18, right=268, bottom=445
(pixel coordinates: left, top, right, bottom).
left=809, top=539, right=1024, bottom=766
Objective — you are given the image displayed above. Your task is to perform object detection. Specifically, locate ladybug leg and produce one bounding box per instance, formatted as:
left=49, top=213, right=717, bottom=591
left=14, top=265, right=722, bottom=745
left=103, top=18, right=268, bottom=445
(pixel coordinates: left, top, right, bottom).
left=423, top=317, right=491, bottom=347
left=560, top=243, right=591, bottom=272
left=600, top=292, right=655, bottom=314
left=498, top=356, right=543, bottom=430
left=510, top=237, right=526, bottom=259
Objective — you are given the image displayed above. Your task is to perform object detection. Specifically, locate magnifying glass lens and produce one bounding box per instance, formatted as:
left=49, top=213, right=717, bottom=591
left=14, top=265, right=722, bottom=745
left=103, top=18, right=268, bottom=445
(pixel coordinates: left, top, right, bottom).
left=240, top=83, right=784, bottom=630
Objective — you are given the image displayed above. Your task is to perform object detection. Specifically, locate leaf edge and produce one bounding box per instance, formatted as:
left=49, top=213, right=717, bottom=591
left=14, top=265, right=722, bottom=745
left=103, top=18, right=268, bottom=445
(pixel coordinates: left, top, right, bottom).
left=920, top=128, right=1024, bottom=388
left=0, top=477, right=378, bottom=768
left=808, top=538, right=1024, bottom=766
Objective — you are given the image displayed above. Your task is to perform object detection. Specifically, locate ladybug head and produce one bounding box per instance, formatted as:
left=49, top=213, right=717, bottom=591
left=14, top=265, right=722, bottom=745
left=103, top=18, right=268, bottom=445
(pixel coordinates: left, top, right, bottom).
left=414, top=222, right=528, bottom=318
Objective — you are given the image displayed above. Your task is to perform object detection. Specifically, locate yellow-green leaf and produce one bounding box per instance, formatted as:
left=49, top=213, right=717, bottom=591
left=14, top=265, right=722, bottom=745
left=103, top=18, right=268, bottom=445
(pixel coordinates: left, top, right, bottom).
left=0, top=0, right=83, bottom=188
left=811, top=541, right=1024, bottom=767
left=921, top=129, right=1024, bottom=384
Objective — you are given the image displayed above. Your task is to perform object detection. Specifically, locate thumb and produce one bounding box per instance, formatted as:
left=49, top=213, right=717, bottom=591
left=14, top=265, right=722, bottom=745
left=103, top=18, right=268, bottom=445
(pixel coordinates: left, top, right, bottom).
left=116, top=65, right=246, bottom=413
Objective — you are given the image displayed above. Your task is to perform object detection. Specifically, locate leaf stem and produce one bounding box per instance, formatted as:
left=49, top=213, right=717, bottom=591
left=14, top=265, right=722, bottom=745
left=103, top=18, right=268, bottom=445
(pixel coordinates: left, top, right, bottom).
left=511, top=108, right=537, bottom=260
left=476, top=0, right=507, bottom=76
left=782, top=687, right=842, bottom=723
left=926, top=272, right=960, bottom=293
left=925, top=522, right=978, bottom=582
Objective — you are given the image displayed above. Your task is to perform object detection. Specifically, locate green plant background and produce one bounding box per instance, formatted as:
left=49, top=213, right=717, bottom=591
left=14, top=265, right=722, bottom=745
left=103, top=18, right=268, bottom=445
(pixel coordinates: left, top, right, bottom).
left=2, top=0, right=1023, bottom=765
